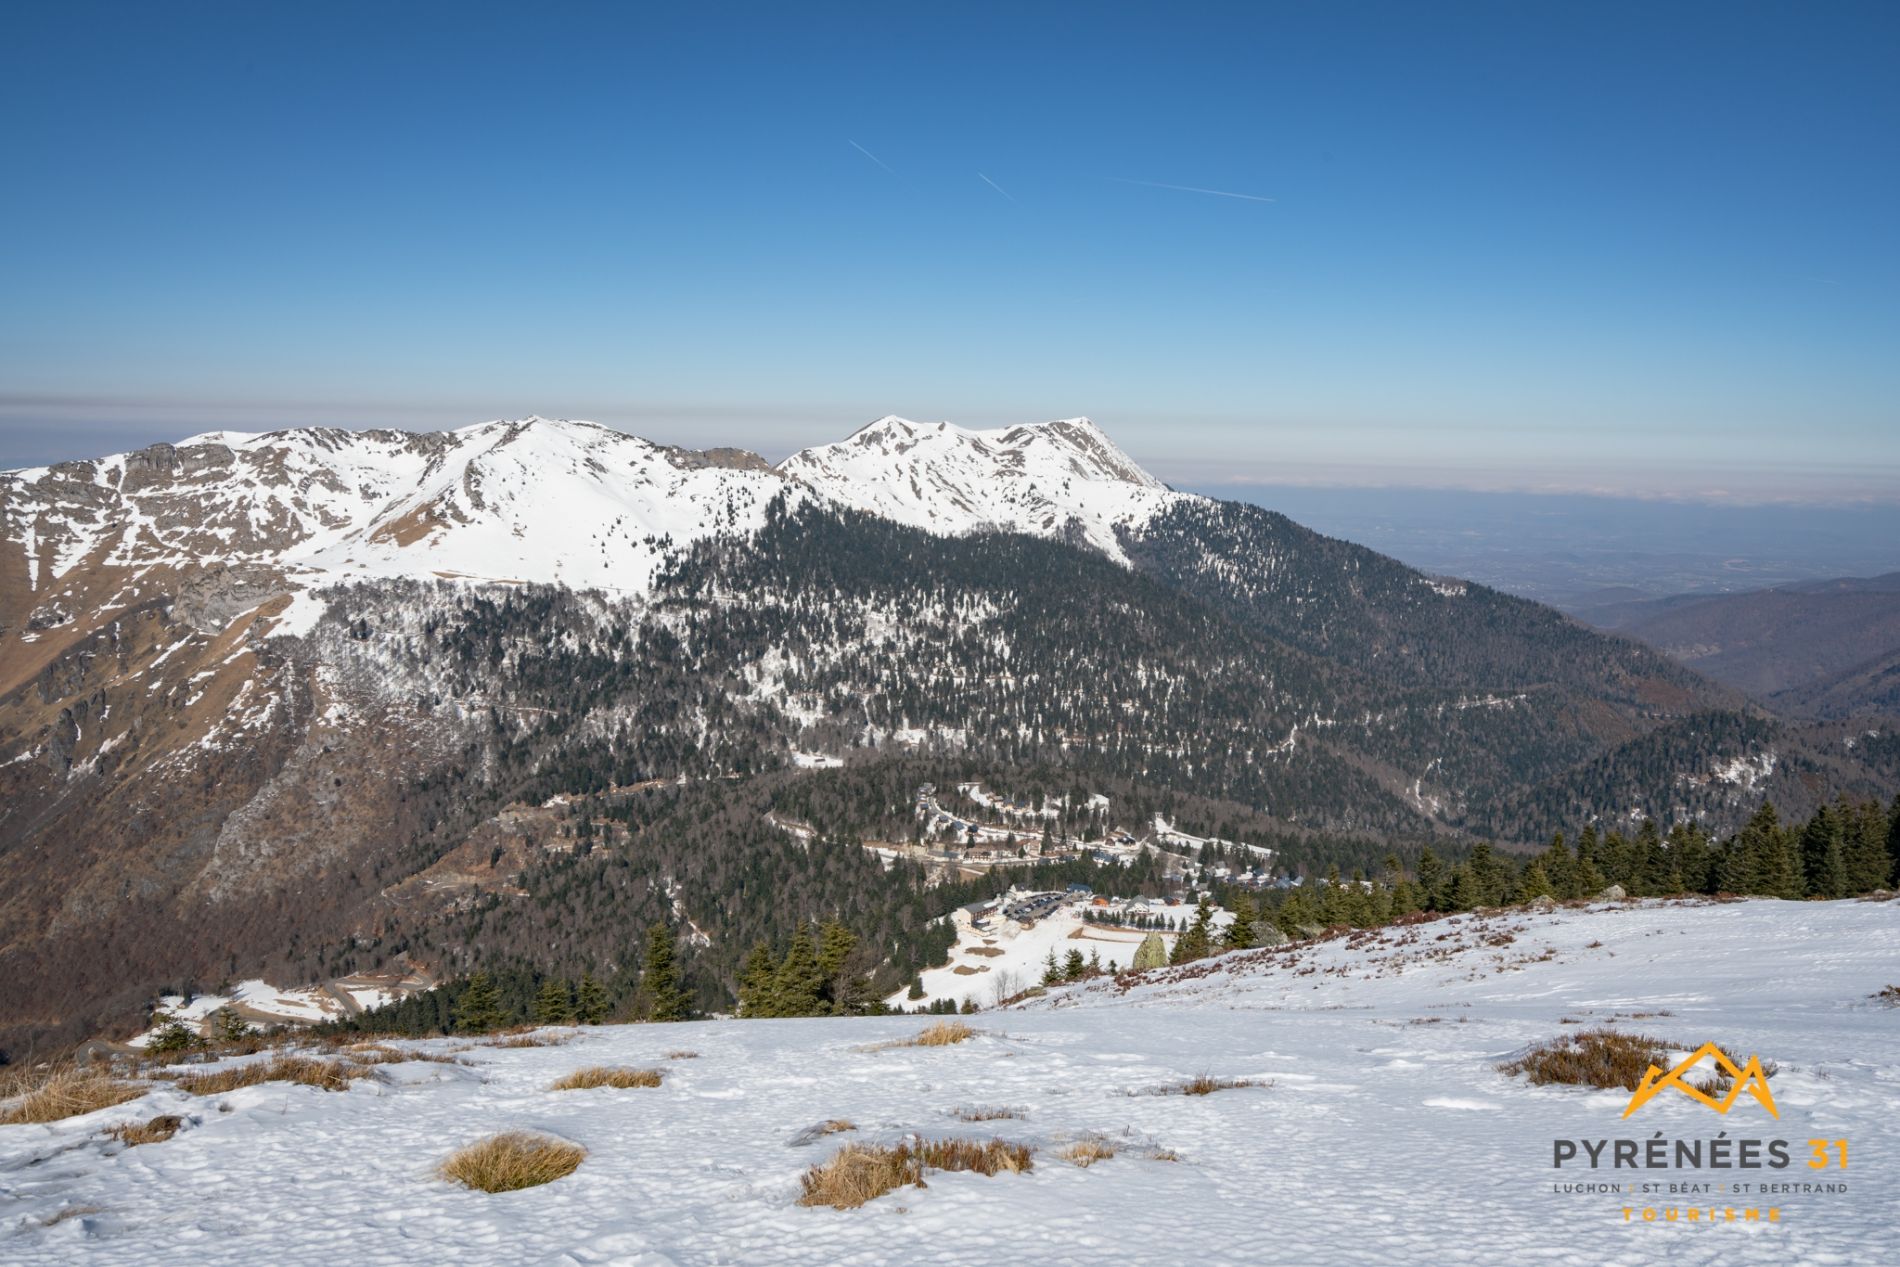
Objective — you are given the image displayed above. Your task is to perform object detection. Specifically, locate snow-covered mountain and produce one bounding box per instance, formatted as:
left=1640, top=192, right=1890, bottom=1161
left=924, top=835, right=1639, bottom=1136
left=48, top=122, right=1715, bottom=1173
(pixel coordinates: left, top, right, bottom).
left=777, top=415, right=1187, bottom=561
left=1, top=415, right=1190, bottom=633
left=0, top=418, right=799, bottom=621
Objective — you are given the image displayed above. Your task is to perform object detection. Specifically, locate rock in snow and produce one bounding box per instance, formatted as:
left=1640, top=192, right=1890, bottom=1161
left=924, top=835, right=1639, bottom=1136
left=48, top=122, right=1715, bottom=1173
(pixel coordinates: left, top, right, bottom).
left=3, top=897, right=1893, bottom=1265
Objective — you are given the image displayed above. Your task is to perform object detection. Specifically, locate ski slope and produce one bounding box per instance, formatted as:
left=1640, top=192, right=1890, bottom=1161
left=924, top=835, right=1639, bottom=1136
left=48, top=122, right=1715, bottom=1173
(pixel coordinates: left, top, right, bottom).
left=4, top=897, right=1895, bottom=1265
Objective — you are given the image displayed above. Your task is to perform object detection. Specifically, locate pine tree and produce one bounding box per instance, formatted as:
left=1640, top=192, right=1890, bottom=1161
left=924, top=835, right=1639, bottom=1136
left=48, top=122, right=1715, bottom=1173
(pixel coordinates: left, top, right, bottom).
left=1042, top=950, right=1062, bottom=985
left=1063, top=948, right=1087, bottom=981
left=1841, top=799, right=1891, bottom=894
left=574, top=972, right=610, bottom=1024
left=1170, top=900, right=1214, bottom=963
left=1518, top=861, right=1554, bottom=900
left=738, top=942, right=777, bottom=1017
left=1799, top=804, right=1848, bottom=899
left=641, top=923, right=690, bottom=1021
left=1416, top=848, right=1445, bottom=911
left=1887, top=794, right=1900, bottom=888
left=533, top=977, right=574, bottom=1025
left=773, top=925, right=824, bottom=1017
left=1223, top=894, right=1257, bottom=949
left=817, top=920, right=861, bottom=1014
left=454, top=972, right=505, bottom=1033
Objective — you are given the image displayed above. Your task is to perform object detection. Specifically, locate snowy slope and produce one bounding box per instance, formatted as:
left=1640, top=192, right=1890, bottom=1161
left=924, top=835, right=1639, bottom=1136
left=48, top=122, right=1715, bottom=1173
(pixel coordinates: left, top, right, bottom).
left=6, top=897, right=1893, bottom=1265
left=777, top=416, right=1190, bottom=562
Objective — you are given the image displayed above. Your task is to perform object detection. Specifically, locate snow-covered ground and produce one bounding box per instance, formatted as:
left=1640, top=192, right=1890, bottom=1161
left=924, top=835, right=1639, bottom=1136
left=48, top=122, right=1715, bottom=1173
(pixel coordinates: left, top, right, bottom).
left=5, top=897, right=1896, bottom=1266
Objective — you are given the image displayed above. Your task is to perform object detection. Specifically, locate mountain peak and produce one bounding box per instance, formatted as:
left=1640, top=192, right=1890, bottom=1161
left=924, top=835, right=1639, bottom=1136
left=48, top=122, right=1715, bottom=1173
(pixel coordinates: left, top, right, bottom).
left=778, top=415, right=1184, bottom=561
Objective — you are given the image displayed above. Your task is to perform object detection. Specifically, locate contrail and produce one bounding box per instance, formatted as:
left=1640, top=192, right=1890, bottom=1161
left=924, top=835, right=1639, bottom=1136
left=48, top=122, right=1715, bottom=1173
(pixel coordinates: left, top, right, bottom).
left=849, top=140, right=898, bottom=176
left=1111, top=177, right=1275, bottom=203
left=978, top=172, right=1016, bottom=203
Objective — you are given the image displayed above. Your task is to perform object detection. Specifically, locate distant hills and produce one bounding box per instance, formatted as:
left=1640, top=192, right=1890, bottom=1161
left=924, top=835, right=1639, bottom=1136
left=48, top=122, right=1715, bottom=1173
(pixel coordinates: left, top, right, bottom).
left=1575, top=573, right=1900, bottom=717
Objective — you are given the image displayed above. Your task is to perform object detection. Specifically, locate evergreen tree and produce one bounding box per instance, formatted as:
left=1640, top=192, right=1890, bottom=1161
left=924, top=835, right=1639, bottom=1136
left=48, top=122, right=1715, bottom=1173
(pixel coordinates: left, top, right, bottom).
left=738, top=942, right=777, bottom=1017
left=1798, top=804, right=1848, bottom=899
left=773, top=924, right=824, bottom=1017
left=454, top=972, right=505, bottom=1033
left=1416, top=848, right=1445, bottom=911
left=1170, top=899, right=1214, bottom=963
left=1517, top=861, right=1554, bottom=900
left=1063, top=948, right=1087, bottom=981
left=1223, top=894, right=1257, bottom=949
left=533, top=977, right=574, bottom=1025
left=641, top=923, right=690, bottom=1021
left=574, top=971, right=610, bottom=1024
left=1841, top=799, right=1891, bottom=894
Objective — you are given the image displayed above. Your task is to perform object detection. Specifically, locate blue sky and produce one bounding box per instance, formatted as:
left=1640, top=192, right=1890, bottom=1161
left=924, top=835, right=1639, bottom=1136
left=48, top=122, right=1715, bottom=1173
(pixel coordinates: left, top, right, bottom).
left=3, top=1, right=1896, bottom=501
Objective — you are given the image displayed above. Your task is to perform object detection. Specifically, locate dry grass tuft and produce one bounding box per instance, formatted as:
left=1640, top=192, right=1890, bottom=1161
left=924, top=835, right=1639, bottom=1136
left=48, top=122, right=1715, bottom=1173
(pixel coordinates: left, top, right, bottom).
left=814, top=1118, right=857, bottom=1135
left=487, top=1032, right=567, bottom=1049
left=951, top=1105, right=1023, bottom=1122
left=0, top=1068, right=146, bottom=1124
left=1497, top=1028, right=1777, bottom=1093
left=173, top=1055, right=368, bottom=1096
left=798, top=1142, right=926, bottom=1209
left=439, top=1131, right=586, bottom=1193
left=865, top=1020, right=980, bottom=1051
left=797, top=1136, right=1033, bottom=1209
left=548, top=1066, right=663, bottom=1091
left=1170, top=1074, right=1263, bottom=1097
left=913, top=1136, right=1034, bottom=1175
left=1875, top=985, right=1900, bottom=1006
left=665, top=1050, right=700, bottom=1060
left=106, top=1114, right=184, bottom=1146
left=1057, top=1137, right=1117, bottom=1167
left=1147, top=1147, right=1182, bottom=1162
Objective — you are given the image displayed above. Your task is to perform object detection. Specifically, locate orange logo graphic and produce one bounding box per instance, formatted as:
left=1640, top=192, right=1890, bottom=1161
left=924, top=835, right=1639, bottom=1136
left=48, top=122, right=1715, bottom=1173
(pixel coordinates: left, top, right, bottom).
left=1622, top=1042, right=1778, bottom=1119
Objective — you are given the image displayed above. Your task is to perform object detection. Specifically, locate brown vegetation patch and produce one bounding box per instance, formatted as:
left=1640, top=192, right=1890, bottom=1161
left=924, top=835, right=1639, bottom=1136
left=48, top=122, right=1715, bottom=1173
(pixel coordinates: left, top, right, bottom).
left=486, top=1032, right=570, bottom=1049
left=1162, top=1074, right=1264, bottom=1097
left=1057, top=1137, right=1116, bottom=1167
left=963, top=947, right=1005, bottom=958
left=797, top=1137, right=1034, bottom=1209
left=1874, top=985, right=1900, bottom=1006
left=0, top=1069, right=147, bottom=1124
left=549, top=1066, right=663, bottom=1091
left=1497, top=1029, right=1777, bottom=1093
left=906, top=1021, right=977, bottom=1047
left=173, top=1056, right=368, bottom=1096
left=439, top=1131, right=586, bottom=1192
left=665, top=1050, right=700, bottom=1060
left=106, top=1114, right=183, bottom=1146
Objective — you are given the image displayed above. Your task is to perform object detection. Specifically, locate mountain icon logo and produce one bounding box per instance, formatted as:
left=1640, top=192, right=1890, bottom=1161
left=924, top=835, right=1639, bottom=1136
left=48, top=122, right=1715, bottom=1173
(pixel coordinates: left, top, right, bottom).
left=1621, top=1042, right=1779, bottom=1119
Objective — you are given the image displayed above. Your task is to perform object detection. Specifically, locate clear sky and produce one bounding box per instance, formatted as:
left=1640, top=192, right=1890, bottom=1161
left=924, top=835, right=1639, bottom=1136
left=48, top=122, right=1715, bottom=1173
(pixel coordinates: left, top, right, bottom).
left=3, top=1, right=1896, bottom=501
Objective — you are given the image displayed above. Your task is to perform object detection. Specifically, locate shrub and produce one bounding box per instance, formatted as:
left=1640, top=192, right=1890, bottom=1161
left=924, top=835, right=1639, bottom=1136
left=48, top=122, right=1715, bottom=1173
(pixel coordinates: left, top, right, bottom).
left=0, top=1068, right=146, bottom=1124
left=107, top=1114, right=184, bottom=1146
left=144, top=1018, right=202, bottom=1055
left=439, top=1132, right=585, bottom=1193
left=548, top=1067, right=663, bottom=1091
left=173, top=1056, right=367, bottom=1096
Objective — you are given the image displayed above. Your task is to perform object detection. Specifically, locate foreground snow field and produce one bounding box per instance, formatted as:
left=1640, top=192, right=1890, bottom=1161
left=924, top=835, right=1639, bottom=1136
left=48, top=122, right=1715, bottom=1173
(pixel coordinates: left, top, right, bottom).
left=5, top=897, right=1895, bottom=1266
